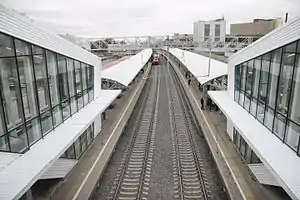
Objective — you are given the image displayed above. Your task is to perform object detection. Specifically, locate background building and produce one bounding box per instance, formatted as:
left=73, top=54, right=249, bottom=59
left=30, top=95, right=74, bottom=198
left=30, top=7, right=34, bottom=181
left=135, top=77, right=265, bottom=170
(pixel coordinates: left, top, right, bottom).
left=230, top=18, right=283, bottom=37
left=209, top=16, right=300, bottom=200
left=193, top=18, right=226, bottom=43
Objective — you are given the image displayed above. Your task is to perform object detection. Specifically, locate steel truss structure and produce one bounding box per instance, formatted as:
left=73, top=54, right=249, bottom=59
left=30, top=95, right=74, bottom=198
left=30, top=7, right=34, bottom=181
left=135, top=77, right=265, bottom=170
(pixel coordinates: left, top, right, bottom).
left=89, top=35, right=259, bottom=54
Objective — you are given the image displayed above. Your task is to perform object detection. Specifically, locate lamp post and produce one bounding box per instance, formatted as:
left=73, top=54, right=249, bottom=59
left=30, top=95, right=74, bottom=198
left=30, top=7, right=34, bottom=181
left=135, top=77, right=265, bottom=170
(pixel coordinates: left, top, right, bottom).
left=207, top=42, right=212, bottom=77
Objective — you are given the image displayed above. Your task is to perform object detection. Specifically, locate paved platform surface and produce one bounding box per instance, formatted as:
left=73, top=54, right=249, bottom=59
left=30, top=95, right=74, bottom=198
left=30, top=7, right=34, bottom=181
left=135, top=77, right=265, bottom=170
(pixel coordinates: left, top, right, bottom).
left=166, top=54, right=287, bottom=200
left=51, top=65, right=150, bottom=200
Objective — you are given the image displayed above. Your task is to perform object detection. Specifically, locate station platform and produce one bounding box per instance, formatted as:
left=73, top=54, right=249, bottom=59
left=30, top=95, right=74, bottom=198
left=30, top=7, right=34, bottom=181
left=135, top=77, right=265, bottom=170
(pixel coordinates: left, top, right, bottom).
left=51, top=64, right=151, bottom=200
left=165, top=54, right=287, bottom=200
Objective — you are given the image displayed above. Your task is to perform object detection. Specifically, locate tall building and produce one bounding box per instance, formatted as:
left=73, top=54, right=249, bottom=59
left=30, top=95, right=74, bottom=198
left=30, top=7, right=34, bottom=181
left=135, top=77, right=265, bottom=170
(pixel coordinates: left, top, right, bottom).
left=230, top=18, right=283, bottom=37
left=0, top=5, right=120, bottom=200
left=193, top=18, right=226, bottom=43
left=209, top=16, right=300, bottom=200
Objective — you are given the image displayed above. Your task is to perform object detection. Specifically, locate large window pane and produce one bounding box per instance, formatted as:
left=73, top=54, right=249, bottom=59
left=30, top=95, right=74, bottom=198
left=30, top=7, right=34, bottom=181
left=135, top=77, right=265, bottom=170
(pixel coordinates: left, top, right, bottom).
left=266, top=49, right=282, bottom=109
left=62, top=100, right=70, bottom=121
left=34, top=54, right=51, bottom=112
left=240, top=63, right=247, bottom=91
left=0, top=108, right=4, bottom=136
left=77, top=94, right=83, bottom=110
left=70, top=96, right=77, bottom=115
left=87, top=65, right=94, bottom=102
left=273, top=113, right=286, bottom=139
left=276, top=42, right=296, bottom=116
left=243, top=93, right=251, bottom=111
left=251, top=57, right=261, bottom=99
left=74, top=138, right=82, bottom=159
left=264, top=106, right=274, bottom=131
left=81, top=64, right=88, bottom=105
left=75, top=61, right=82, bottom=94
left=52, top=105, right=62, bottom=128
left=88, top=87, right=94, bottom=102
left=250, top=98, right=257, bottom=116
left=67, top=59, right=75, bottom=97
left=258, top=53, right=271, bottom=103
left=0, top=34, right=15, bottom=57
left=32, top=45, right=43, bottom=55
left=74, top=61, right=83, bottom=109
left=14, top=39, right=31, bottom=56
left=234, top=65, right=241, bottom=102
left=0, top=58, right=24, bottom=129
left=57, top=55, right=69, bottom=102
left=26, top=118, right=41, bottom=145
left=87, top=65, right=94, bottom=88
left=285, top=121, right=300, bottom=151
left=80, top=132, right=87, bottom=152
left=40, top=111, right=52, bottom=135
left=256, top=101, right=265, bottom=123
left=46, top=51, right=60, bottom=106
left=239, top=91, right=245, bottom=106
left=17, top=56, right=38, bottom=119
left=81, top=63, right=87, bottom=90
left=245, top=60, right=254, bottom=94
left=288, top=44, right=300, bottom=124
left=9, top=125, right=28, bottom=152
left=66, top=144, right=76, bottom=159
left=0, top=135, right=9, bottom=151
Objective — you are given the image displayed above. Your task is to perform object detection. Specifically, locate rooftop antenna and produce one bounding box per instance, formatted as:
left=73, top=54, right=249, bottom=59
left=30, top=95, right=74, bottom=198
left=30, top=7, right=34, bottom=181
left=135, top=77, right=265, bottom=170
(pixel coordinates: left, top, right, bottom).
left=222, top=14, right=224, bottom=20
left=285, top=13, right=288, bottom=23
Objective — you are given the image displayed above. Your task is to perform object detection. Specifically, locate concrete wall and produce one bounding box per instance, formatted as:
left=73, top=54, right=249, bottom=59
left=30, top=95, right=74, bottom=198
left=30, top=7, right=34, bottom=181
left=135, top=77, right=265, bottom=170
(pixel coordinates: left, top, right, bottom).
left=193, top=20, right=226, bottom=43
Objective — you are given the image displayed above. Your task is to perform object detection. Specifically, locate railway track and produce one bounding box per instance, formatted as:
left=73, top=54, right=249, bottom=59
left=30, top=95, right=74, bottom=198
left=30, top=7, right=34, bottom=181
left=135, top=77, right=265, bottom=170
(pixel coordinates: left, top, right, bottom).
left=93, top=57, right=227, bottom=200
left=109, top=66, right=160, bottom=200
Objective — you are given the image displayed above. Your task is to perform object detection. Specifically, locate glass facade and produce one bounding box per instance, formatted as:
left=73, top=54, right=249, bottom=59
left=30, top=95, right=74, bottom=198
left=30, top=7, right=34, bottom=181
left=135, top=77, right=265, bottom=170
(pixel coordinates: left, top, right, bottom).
left=233, top=127, right=261, bottom=164
left=0, top=32, right=94, bottom=153
left=234, top=39, right=300, bottom=155
left=61, top=123, right=94, bottom=159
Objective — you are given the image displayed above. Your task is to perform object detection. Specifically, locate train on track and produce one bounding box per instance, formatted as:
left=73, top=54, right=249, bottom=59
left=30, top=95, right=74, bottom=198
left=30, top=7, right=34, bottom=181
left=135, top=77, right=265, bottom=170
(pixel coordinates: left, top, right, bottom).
left=151, top=53, right=161, bottom=65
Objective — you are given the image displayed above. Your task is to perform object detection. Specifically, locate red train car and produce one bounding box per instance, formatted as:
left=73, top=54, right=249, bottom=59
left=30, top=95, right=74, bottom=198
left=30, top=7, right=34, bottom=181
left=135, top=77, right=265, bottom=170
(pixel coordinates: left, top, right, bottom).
left=151, top=53, right=161, bottom=65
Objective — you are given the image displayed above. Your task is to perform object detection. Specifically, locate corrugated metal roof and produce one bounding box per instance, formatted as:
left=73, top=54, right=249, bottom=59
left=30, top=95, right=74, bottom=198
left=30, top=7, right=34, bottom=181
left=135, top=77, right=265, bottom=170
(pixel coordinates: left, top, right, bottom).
left=0, top=90, right=120, bottom=200
left=209, top=91, right=300, bottom=200
left=248, top=163, right=279, bottom=186
left=0, top=5, right=100, bottom=67
left=169, top=48, right=227, bottom=85
left=102, top=49, right=152, bottom=86
left=40, top=158, right=77, bottom=180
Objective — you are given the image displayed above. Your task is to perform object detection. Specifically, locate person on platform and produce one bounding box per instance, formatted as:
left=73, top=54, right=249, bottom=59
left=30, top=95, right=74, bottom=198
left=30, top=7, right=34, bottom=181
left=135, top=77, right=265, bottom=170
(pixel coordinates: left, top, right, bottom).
left=201, top=98, right=204, bottom=110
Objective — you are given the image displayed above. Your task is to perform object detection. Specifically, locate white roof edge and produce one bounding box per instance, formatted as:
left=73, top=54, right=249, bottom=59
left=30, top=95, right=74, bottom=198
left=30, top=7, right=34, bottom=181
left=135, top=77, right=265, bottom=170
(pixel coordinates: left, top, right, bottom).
left=208, top=91, right=300, bottom=200
left=0, top=90, right=120, bottom=200
left=0, top=4, right=100, bottom=67
left=169, top=48, right=227, bottom=85
left=102, top=49, right=152, bottom=86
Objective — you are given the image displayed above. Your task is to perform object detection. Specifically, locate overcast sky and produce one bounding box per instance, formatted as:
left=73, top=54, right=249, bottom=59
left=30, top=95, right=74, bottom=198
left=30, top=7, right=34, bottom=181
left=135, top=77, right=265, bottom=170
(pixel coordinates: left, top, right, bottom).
left=1, top=0, right=300, bottom=38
